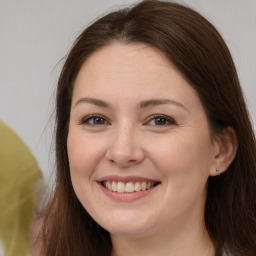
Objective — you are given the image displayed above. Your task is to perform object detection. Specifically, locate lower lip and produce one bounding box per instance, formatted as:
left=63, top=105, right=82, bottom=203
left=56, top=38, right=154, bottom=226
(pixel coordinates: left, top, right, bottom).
left=99, top=183, right=158, bottom=202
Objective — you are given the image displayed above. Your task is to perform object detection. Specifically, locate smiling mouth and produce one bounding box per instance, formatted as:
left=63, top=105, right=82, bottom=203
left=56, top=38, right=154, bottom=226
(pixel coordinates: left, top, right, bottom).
left=101, top=181, right=160, bottom=193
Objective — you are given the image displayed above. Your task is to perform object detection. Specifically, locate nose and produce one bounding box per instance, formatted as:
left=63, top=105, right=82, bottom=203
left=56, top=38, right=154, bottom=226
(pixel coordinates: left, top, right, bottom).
left=106, top=124, right=145, bottom=168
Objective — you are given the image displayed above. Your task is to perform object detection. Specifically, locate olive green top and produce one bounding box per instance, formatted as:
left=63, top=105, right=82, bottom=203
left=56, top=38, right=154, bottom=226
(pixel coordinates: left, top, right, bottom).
left=0, top=120, right=42, bottom=256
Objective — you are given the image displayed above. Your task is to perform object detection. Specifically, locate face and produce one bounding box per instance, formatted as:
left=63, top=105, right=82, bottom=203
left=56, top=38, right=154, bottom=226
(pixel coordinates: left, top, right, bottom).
left=67, top=43, right=219, bottom=238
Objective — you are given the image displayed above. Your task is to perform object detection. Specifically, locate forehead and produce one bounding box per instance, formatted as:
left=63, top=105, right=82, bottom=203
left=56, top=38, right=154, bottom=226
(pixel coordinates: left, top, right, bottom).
left=73, top=43, right=193, bottom=97
left=71, top=42, right=209, bottom=130
left=83, top=42, right=174, bottom=70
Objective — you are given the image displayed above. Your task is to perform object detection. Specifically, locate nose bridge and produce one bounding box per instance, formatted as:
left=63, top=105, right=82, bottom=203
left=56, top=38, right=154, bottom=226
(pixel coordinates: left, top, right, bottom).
left=106, top=120, right=144, bottom=166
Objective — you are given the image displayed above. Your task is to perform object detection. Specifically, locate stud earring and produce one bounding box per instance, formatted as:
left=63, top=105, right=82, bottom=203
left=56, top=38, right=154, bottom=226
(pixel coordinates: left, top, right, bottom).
left=216, top=168, right=221, bottom=175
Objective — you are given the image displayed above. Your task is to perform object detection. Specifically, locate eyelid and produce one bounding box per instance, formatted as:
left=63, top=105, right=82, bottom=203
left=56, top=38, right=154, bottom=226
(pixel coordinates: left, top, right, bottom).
left=144, top=114, right=177, bottom=126
left=78, top=114, right=110, bottom=125
left=77, top=113, right=176, bottom=127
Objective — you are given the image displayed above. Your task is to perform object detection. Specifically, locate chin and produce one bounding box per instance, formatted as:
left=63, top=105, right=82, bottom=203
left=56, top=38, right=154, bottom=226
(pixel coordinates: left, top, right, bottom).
left=105, top=225, right=151, bottom=237
left=96, top=212, right=157, bottom=237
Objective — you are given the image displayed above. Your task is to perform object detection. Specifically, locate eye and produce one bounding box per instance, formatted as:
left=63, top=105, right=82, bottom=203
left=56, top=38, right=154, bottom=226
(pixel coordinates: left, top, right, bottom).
left=80, top=115, right=109, bottom=126
left=146, top=115, right=176, bottom=126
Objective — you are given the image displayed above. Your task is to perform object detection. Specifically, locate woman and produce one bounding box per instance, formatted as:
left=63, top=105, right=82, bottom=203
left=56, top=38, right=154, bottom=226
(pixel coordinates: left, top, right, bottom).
left=41, top=1, right=256, bottom=255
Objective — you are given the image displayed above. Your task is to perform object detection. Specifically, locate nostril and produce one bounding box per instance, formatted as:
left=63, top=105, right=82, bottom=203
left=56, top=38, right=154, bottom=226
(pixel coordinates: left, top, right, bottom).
left=128, top=159, right=137, bottom=163
left=106, top=146, right=145, bottom=166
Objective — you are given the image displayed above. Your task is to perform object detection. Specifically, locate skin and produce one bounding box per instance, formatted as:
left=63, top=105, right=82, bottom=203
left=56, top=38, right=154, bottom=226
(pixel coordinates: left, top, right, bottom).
left=67, top=43, right=236, bottom=256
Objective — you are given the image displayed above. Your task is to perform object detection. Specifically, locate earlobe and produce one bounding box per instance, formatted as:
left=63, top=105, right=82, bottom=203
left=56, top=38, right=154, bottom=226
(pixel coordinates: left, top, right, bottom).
left=209, top=127, right=238, bottom=176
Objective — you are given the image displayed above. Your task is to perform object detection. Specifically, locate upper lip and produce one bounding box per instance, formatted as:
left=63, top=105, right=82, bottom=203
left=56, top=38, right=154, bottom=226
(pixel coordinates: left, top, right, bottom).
left=97, top=175, right=160, bottom=184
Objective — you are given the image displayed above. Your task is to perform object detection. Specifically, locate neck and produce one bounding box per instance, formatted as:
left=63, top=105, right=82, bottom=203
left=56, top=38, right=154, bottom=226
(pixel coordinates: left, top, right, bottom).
left=111, top=213, right=215, bottom=256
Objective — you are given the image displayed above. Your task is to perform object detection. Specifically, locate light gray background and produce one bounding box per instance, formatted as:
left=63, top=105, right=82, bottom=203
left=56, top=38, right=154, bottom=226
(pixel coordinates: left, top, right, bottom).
left=0, top=0, right=255, bottom=181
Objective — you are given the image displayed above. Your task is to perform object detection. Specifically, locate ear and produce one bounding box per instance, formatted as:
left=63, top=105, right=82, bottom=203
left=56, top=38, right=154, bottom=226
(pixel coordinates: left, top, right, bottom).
left=209, top=127, right=238, bottom=176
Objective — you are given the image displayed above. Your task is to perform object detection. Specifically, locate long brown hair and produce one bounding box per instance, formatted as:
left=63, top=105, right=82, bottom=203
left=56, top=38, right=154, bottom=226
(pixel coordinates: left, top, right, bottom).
left=41, top=1, right=256, bottom=255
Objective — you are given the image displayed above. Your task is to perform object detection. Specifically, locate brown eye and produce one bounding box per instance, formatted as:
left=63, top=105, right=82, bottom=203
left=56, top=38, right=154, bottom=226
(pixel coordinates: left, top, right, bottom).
left=154, top=117, right=169, bottom=125
left=81, top=115, right=108, bottom=125
left=147, top=115, right=176, bottom=126
left=91, top=117, right=106, bottom=125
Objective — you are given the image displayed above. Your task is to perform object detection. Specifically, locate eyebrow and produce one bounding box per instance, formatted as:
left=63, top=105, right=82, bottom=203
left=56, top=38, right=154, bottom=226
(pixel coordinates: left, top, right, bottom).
left=74, top=97, right=188, bottom=112
left=74, top=97, right=109, bottom=108
left=139, top=99, right=189, bottom=112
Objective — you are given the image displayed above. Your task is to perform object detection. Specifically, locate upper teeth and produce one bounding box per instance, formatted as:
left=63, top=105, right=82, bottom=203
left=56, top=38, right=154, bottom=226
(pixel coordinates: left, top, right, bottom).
left=103, top=181, right=155, bottom=193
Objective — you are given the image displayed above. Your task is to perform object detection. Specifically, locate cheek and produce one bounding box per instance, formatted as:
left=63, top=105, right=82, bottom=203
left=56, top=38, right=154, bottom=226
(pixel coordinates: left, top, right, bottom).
left=148, top=131, right=213, bottom=180
left=67, top=132, right=105, bottom=176
left=148, top=132, right=213, bottom=214
left=67, top=132, right=105, bottom=209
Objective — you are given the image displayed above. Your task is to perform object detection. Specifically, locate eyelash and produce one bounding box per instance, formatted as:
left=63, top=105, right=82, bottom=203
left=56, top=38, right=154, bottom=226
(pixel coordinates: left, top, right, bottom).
left=79, top=114, right=109, bottom=126
left=145, top=114, right=177, bottom=126
left=79, top=114, right=176, bottom=127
